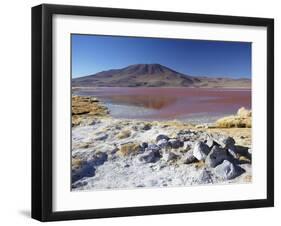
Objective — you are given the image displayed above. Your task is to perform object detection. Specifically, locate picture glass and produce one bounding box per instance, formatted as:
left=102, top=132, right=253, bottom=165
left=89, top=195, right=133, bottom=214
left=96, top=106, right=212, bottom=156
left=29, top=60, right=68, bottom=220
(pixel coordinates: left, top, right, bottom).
left=71, top=34, right=252, bottom=191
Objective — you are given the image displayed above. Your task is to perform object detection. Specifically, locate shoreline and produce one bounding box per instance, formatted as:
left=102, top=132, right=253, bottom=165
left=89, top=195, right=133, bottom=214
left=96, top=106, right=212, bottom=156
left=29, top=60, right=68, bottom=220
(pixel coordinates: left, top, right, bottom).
left=72, top=95, right=252, bottom=191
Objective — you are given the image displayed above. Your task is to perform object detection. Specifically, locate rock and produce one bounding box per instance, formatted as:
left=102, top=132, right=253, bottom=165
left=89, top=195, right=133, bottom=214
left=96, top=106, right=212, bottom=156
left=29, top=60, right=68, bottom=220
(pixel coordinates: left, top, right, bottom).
left=162, top=150, right=178, bottom=162
left=142, top=123, right=152, bottom=130
left=214, top=160, right=245, bottom=180
left=193, top=141, right=210, bottom=161
left=157, top=139, right=170, bottom=149
left=95, top=133, right=108, bottom=141
left=138, top=150, right=158, bottom=163
left=116, top=130, right=131, bottom=139
left=141, top=142, right=148, bottom=149
left=90, top=152, right=108, bottom=166
left=234, top=145, right=251, bottom=156
left=156, top=134, right=169, bottom=142
left=205, top=137, right=218, bottom=149
left=147, top=144, right=161, bottom=152
left=72, top=180, right=88, bottom=189
left=169, top=139, right=184, bottom=149
left=147, top=144, right=161, bottom=158
left=183, top=150, right=197, bottom=164
left=213, top=136, right=235, bottom=148
left=221, top=136, right=235, bottom=148
left=205, top=145, right=229, bottom=168
left=72, top=163, right=96, bottom=183
left=118, top=142, right=142, bottom=156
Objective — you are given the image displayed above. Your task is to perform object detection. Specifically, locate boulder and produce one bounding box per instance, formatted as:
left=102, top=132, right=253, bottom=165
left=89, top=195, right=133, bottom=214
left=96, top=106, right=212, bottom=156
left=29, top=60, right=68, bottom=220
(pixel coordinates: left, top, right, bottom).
left=214, top=160, right=245, bottom=180
left=221, top=136, right=235, bottom=148
left=169, top=139, right=184, bottom=149
left=205, top=137, right=219, bottom=149
left=72, top=163, right=96, bottom=183
left=213, top=136, right=235, bottom=148
left=156, top=134, right=169, bottom=142
left=183, top=150, right=197, bottom=164
left=192, top=141, right=210, bottom=161
left=205, top=145, right=229, bottom=168
left=138, top=150, right=159, bottom=163
left=147, top=144, right=161, bottom=152
left=90, top=152, right=108, bottom=166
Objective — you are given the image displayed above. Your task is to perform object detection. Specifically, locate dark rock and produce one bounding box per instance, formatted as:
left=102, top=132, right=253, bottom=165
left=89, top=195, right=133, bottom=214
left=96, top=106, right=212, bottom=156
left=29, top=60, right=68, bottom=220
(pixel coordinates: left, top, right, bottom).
left=193, top=141, right=210, bottom=161
left=147, top=144, right=161, bottom=152
left=91, top=152, right=108, bottom=166
left=142, top=123, right=152, bottom=130
left=72, top=180, right=88, bottom=189
left=235, top=145, right=251, bottom=157
left=156, top=134, right=169, bottom=142
left=169, top=139, right=184, bottom=149
left=141, top=142, right=148, bottom=149
left=205, top=145, right=228, bottom=168
left=138, top=150, right=159, bottom=163
left=215, top=136, right=235, bottom=148
left=214, top=160, right=245, bottom=180
left=72, top=163, right=96, bottom=183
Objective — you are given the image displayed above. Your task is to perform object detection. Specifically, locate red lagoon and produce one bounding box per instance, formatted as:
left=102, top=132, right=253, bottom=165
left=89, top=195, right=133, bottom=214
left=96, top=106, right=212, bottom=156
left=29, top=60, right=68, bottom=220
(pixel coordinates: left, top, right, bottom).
left=75, top=87, right=251, bottom=122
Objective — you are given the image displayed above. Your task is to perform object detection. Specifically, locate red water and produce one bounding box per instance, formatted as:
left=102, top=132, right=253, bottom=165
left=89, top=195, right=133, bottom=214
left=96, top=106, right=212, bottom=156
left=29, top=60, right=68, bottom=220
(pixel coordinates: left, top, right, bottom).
left=75, top=87, right=251, bottom=121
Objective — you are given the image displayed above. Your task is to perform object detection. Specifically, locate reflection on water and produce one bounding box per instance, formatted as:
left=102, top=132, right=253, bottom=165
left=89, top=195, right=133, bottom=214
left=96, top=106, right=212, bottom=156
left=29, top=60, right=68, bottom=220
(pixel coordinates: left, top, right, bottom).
left=108, top=95, right=177, bottom=109
left=74, top=87, right=251, bottom=122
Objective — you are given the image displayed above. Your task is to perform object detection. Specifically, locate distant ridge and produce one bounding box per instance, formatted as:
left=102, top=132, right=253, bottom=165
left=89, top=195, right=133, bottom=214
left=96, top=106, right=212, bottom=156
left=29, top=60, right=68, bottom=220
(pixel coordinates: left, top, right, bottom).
left=72, top=64, right=251, bottom=88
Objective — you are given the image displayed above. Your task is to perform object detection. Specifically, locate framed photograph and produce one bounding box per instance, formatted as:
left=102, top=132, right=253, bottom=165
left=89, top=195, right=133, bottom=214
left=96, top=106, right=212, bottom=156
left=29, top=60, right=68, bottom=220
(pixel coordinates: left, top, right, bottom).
left=32, top=4, right=274, bottom=221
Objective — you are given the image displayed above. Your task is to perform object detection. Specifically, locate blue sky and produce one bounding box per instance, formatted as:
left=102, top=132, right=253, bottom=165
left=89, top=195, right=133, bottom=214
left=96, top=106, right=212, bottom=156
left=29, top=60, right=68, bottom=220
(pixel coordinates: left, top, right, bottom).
left=72, top=34, right=251, bottom=79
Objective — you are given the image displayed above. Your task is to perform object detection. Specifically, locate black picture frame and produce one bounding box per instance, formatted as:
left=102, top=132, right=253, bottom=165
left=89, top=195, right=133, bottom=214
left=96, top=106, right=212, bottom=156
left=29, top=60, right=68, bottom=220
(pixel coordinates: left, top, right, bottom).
left=32, top=3, right=274, bottom=222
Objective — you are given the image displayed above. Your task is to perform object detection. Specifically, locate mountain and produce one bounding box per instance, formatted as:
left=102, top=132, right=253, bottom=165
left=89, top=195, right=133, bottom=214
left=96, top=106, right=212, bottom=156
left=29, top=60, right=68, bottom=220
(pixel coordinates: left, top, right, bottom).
left=72, top=64, right=251, bottom=88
